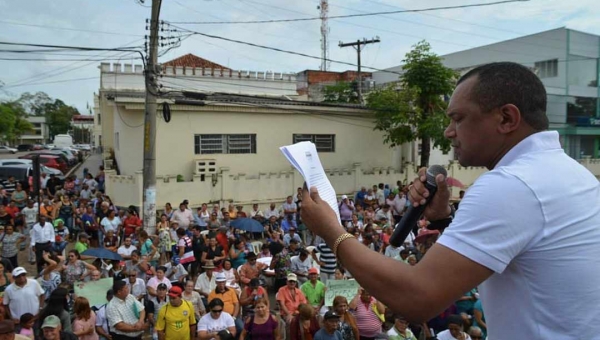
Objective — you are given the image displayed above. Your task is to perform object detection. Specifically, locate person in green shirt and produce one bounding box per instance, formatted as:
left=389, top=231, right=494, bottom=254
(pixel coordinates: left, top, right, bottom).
left=74, top=232, right=90, bottom=254
left=300, top=268, right=326, bottom=314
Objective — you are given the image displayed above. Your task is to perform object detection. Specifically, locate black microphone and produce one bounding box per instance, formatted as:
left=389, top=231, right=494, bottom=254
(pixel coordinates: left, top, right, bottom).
left=389, top=165, right=447, bottom=248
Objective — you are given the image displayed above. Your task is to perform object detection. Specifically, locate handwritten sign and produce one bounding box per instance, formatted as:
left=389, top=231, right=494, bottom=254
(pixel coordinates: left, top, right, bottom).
left=324, top=279, right=359, bottom=306
left=74, top=278, right=113, bottom=307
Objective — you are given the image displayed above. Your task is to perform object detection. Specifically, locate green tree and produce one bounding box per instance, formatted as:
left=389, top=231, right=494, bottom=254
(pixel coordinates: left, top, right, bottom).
left=44, top=99, right=78, bottom=138
left=322, top=81, right=360, bottom=104
left=0, top=101, right=33, bottom=144
left=367, top=41, right=457, bottom=167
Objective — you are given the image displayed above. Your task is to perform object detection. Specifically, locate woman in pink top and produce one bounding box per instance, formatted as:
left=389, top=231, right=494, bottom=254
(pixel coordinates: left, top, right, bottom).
left=72, top=297, right=99, bottom=340
left=146, top=266, right=172, bottom=297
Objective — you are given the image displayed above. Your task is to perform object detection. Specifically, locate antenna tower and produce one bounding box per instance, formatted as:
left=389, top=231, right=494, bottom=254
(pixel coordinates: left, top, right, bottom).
left=318, top=0, right=330, bottom=71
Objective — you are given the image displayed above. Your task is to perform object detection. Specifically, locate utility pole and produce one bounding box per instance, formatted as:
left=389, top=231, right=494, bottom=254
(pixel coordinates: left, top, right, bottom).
left=338, top=37, right=380, bottom=104
left=142, top=0, right=161, bottom=235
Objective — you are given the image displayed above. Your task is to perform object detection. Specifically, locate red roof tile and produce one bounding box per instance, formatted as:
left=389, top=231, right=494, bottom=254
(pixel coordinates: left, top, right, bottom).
left=163, top=53, right=229, bottom=70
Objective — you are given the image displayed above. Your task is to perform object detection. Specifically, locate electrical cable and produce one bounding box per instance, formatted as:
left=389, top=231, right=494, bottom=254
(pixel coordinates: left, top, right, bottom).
left=170, top=0, right=530, bottom=24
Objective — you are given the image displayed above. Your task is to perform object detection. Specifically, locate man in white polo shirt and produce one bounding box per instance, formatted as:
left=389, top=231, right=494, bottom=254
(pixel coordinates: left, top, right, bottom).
left=3, top=267, right=44, bottom=323
left=301, top=62, right=600, bottom=339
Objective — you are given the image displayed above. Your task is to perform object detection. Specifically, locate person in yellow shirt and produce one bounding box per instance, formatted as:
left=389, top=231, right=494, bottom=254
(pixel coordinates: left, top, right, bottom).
left=156, top=286, right=196, bottom=340
left=208, top=273, right=243, bottom=337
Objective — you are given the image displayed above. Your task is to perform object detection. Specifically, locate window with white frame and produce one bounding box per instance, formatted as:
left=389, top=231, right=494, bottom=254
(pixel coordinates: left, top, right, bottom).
left=194, top=134, right=257, bottom=154
left=535, top=59, right=558, bottom=78
left=293, top=134, right=335, bottom=152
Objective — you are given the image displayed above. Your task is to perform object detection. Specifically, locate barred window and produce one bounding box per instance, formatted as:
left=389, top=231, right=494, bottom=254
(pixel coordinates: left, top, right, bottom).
left=194, top=134, right=257, bottom=154
left=293, top=134, right=335, bottom=152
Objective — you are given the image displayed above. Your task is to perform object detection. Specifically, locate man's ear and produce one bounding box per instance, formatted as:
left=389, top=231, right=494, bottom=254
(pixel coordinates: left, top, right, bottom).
left=497, top=104, right=521, bottom=134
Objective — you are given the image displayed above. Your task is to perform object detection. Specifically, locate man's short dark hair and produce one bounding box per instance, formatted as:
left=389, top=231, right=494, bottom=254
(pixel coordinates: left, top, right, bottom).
left=113, top=280, right=127, bottom=294
left=457, top=62, right=548, bottom=131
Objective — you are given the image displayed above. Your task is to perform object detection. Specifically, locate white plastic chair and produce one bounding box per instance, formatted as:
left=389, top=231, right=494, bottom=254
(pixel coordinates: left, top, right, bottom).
left=250, top=241, right=262, bottom=254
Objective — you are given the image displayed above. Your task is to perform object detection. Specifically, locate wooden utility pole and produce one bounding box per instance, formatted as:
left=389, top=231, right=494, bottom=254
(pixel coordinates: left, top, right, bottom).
left=142, top=0, right=161, bottom=235
left=339, top=37, right=380, bottom=104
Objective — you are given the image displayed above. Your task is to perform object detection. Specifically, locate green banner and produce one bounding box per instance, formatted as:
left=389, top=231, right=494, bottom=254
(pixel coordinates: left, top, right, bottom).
left=324, top=279, right=359, bottom=306
left=74, top=278, right=114, bottom=307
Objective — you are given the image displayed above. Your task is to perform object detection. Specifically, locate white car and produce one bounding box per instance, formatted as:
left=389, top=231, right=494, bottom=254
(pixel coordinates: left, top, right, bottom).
left=0, top=146, right=17, bottom=154
left=0, top=159, right=64, bottom=177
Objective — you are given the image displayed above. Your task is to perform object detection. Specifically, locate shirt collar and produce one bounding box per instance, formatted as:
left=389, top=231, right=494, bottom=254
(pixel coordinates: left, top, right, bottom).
left=495, top=131, right=561, bottom=169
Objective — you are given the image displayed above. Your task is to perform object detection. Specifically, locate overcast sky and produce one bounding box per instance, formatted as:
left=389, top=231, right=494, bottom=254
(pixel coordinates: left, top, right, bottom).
left=0, top=0, right=598, bottom=112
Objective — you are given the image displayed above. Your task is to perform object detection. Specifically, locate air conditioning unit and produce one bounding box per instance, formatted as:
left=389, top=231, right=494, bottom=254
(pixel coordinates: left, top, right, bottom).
left=193, top=159, right=217, bottom=175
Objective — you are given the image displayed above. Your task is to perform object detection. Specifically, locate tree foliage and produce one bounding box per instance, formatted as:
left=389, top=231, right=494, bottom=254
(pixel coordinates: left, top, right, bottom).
left=0, top=101, right=34, bottom=144
left=16, top=92, right=78, bottom=139
left=322, top=81, right=360, bottom=104
left=367, top=41, right=457, bottom=167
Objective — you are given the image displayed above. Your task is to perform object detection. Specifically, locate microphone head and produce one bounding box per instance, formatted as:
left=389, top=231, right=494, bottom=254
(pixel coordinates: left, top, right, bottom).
left=426, top=165, right=447, bottom=187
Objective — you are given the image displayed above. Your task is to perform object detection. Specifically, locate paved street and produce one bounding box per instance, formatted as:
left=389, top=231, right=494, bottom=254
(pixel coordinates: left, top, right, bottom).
left=75, top=152, right=103, bottom=178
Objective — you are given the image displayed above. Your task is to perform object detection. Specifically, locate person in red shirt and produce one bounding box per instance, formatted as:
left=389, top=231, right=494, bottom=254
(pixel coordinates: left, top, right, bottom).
left=123, top=207, right=141, bottom=239
left=4, top=202, right=19, bottom=219
left=216, top=226, right=230, bottom=254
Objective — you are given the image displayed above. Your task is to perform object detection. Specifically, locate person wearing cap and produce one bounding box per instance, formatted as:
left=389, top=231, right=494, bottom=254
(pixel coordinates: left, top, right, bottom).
left=106, top=280, right=149, bottom=339
left=208, top=273, right=239, bottom=318
left=171, top=203, right=194, bottom=230
left=277, top=273, right=307, bottom=323
left=147, top=283, right=169, bottom=339
left=339, top=195, right=354, bottom=226
left=40, top=315, right=78, bottom=340
left=74, top=232, right=90, bottom=255
left=238, top=252, right=267, bottom=286
left=314, top=311, right=344, bottom=340
left=208, top=273, right=242, bottom=336
left=301, top=268, right=325, bottom=315
left=94, top=289, right=114, bottom=340
left=3, top=267, right=44, bottom=324
left=30, top=215, right=55, bottom=273
left=239, top=278, right=269, bottom=317
left=155, top=286, right=196, bottom=340
left=386, top=314, right=417, bottom=340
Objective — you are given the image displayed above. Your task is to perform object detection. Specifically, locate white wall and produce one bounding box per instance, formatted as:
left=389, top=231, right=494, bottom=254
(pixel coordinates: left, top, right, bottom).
left=110, top=101, right=400, bottom=178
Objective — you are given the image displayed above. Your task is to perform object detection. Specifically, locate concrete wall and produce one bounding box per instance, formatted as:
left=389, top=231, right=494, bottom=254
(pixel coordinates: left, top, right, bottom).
left=100, top=63, right=298, bottom=97
left=109, top=102, right=402, bottom=179
left=105, top=161, right=488, bottom=212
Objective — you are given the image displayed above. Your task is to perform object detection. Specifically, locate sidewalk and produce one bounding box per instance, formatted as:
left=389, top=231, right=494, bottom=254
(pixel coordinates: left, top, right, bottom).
left=76, top=152, right=104, bottom=178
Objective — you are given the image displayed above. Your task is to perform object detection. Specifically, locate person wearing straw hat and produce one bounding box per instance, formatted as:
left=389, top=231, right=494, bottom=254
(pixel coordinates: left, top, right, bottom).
left=195, top=260, right=217, bottom=305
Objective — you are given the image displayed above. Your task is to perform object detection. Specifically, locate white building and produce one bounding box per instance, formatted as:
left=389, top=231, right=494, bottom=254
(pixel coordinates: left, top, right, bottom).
left=20, top=116, right=49, bottom=144
left=373, top=28, right=600, bottom=161
left=96, top=55, right=419, bottom=209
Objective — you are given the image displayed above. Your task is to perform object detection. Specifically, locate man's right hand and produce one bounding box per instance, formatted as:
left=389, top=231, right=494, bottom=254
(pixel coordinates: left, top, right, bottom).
left=408, top=167, right=452, bottom=221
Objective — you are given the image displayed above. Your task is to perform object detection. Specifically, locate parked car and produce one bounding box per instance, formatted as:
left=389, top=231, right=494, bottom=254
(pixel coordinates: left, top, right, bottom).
left=51, top=148, right=77, bottom=165
left=32, top=144, right=44, bottom=150
left=0, top=159, right=64, bottom=177
left=75, top=144, right=92, bottom=151
left=0, top=146, right=17, bottom=154
left=43, top=144, right=55, bottom=149
left=22, top=152, right=70, bottom=173
left=0, top=164, right=64, bottom=191
left=19, top=154, right=68, bottom=174
left=17, top=144, right=34, bottom=152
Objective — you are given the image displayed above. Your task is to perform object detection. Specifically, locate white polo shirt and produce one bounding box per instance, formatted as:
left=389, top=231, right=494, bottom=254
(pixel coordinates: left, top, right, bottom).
left=3, top=279, right=44, bottom=319
left=438, top=131, right=600, bottom=340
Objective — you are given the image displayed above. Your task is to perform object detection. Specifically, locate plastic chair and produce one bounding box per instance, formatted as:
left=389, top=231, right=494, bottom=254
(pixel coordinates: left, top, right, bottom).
left=250, top=241, right=262, bottom=254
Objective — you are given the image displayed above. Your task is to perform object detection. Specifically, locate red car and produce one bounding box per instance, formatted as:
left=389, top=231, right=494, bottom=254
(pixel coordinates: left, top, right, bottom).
left=19, top=154, right=69, bottom=173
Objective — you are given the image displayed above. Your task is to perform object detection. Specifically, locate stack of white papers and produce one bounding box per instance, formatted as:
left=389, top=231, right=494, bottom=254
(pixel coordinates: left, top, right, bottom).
left=280, top=141, right=341, bottom=223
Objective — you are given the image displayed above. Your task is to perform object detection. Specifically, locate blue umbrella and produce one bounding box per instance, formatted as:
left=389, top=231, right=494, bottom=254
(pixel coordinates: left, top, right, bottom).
left=231, top=218, right=264, bottom=233
left=81, top=248, right=122, bottom=261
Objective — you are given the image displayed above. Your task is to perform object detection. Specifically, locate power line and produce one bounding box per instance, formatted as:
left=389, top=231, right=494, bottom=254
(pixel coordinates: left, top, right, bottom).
left=1, top=76, right=98, bottom=88
left=0, top=57, right=143, bottom=62
left=0, top=20, right=144, bottom=37
left=170, top=0, right=530, bottom=24
left=171, top=25, right=403, bottom=76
